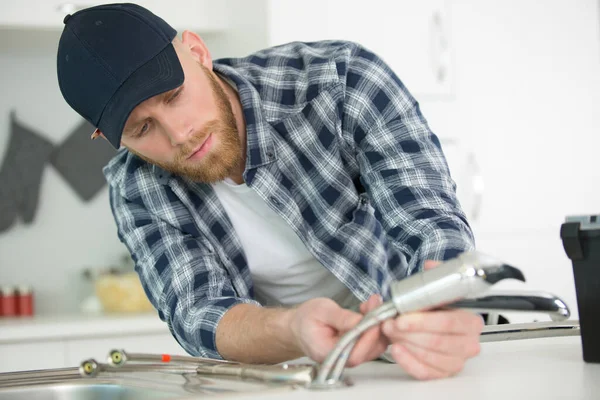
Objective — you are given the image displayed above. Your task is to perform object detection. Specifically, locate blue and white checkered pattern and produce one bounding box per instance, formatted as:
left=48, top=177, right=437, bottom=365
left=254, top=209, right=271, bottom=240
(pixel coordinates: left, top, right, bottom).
left=104, top=40, right=475, bottom=359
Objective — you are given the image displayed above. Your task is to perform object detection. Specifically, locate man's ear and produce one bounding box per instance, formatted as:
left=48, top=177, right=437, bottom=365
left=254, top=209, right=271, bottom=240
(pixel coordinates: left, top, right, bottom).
left=180, top=30, right=213, bottom=70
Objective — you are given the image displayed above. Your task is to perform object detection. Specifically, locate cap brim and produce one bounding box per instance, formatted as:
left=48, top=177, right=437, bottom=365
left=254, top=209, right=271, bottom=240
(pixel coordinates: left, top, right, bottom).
left=97, top=43, right=183, bottom=149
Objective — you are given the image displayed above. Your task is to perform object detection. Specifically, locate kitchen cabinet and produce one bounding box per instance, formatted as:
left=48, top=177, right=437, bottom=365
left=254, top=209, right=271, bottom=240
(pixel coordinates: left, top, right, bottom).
left=266, top=0, right=453, bottom=99
left=0, top=0, right=228, bottom=32
left=0, top=333, right=186, bottom=373
left=0, top=313, right=188, bottom=373
left=0, top=341, right=68, bottom=373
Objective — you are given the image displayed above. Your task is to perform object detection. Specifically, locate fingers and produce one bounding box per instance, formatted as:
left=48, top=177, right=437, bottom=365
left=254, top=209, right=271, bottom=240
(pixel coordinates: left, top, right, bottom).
left=359, top=294, right=382, bottom=314
left=382, top=309, right=483, bottom=380
left=390, top=343, right=464, bottom=380
left=329, top=308, right=363, bottom=333
left=423, top=260, right=441, bottom=270
left=402, top=342, right=466, bottom=375
left=297, top=300, right=362, bottom=362
left=347, top=324, right=389, bottom=367
left=297, top=297, right=388, bottom=365
left=383, top=309, right=485, bottom=336
left=322, top=294, right=389, bottom=367
left=349, top=294, right=387, bottom=366
left=383, top=331, right=481, bottom=358
left=389, top=343, right=448, bottom=380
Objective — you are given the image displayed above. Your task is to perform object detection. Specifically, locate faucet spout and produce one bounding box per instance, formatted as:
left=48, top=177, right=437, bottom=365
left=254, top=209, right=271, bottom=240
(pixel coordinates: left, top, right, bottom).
left=389, top=251, right=526, bottom=314
left=482, top=264, right=525, bottom=284
left=448, top=291, right=571, bottom=321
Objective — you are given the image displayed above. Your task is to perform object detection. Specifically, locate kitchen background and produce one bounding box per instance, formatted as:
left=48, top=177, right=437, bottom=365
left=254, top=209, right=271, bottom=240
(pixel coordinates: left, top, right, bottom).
left=0, top=0, right=598, bottom=371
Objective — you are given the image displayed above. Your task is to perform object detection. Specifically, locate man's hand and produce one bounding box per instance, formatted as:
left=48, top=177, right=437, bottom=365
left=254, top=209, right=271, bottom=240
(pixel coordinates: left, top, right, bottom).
left=380, top=259, right=485, bottom=380
left=289, top=297, right=388, bottom=366
left=382, top=308, right=483, bottom=380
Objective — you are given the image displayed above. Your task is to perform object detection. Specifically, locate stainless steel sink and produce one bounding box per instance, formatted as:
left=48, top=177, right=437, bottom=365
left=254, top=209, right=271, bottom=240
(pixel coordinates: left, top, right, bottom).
left=0, top=373, right=300, bottom=399
left=0, top=380, right=180, bottom=400
left=0, top=357, right=315, bottom=399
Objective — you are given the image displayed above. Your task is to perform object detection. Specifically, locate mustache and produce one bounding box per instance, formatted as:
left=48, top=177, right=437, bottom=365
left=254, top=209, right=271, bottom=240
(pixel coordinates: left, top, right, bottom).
left=177, top=120, right=220, bottom=160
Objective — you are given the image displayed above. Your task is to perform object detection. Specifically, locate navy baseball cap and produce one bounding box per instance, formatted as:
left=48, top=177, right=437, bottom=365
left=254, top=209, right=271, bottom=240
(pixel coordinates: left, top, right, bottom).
left=57, top=3, right=184, bottom=149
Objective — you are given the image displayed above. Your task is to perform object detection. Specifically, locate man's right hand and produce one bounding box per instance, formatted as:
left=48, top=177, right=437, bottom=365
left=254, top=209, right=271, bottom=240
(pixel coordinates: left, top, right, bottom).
left=289, top=296, right=388, bottom=367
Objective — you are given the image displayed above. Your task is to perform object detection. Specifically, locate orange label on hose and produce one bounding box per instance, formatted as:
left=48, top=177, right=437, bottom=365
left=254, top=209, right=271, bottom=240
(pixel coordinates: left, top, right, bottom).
left=161, top=354, right=171, bottom=363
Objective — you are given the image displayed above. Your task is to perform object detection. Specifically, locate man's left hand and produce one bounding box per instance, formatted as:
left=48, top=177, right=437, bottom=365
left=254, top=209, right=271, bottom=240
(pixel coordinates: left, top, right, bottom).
left=361, top=260, right=485, bottom=380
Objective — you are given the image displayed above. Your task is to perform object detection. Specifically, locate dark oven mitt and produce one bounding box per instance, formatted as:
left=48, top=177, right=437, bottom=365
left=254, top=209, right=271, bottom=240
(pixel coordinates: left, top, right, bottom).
left=0, top=112, right=55, bottom=232
left=49, top=120, right=116, bottom=202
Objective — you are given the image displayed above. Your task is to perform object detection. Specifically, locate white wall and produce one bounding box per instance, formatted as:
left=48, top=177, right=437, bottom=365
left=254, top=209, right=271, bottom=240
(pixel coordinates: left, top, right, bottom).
left=0, top=0, right=598, bottom=319
left=418, top=0, right=600, bottom=321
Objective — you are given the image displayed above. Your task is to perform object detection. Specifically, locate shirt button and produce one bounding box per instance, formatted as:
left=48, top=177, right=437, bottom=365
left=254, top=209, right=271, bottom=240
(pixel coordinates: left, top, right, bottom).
left=270, top=197, right=281, bottom=207
left=360, top=197, right=369, bottom=206
left=266, top=151, right=274, bottom=159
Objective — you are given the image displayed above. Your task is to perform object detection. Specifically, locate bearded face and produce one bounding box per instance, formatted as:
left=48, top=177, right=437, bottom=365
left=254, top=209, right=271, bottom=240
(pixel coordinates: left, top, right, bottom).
left=122, top=60, right=243, bottom=184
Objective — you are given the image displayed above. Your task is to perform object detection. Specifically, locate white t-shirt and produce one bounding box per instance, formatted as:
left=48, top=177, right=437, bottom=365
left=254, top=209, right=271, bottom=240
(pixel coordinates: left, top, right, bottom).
left=211, top=179, right=360, bottom=309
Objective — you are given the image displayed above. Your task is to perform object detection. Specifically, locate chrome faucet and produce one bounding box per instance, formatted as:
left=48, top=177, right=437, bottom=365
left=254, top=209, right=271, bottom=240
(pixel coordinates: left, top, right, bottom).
left=313, top=251, right=572, bottom=387
left=448, top=290, right=570, bottom=321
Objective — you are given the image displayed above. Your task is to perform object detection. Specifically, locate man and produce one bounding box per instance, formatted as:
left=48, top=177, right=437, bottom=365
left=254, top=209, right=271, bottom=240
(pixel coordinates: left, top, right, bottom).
left=57, top=3, right=483, bottom=380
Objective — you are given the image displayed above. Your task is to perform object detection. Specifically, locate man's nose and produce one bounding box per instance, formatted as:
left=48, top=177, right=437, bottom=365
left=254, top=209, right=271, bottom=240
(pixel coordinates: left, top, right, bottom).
left=163, top=118, right=193, bottom=146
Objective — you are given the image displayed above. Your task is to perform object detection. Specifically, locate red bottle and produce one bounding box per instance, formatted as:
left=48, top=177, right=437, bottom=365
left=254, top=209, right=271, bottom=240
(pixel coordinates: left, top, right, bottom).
left=1, top=286, right=17, bottom=317
left=17, top=286, right=34, bottom=316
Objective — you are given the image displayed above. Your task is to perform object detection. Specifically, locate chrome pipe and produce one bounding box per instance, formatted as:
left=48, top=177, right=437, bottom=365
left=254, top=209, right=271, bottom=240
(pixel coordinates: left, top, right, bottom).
left=480, top=320, right=580, bottom=342
left=90, top=356, right=317, bottom=387
left=108, top=349, right=236, bottom=367
left=80, top=358, right=206, bottom=378
left=195, top=363, right=317, bottom=385
left=313, top=302, right=398, bottom=388
left=0, top=367, right=81, bottom=387
left=106, top=349, right=317, bottom=386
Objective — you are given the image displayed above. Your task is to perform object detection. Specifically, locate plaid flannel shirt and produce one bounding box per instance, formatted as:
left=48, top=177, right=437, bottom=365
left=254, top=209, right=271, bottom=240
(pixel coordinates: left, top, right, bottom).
left=104, top=40, right=475, bottom=359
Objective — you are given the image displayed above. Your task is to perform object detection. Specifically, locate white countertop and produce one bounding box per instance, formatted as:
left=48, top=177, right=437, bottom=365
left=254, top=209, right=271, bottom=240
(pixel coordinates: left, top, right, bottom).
left=230, top=336, right=600, bottom=400
left=1, top=326, right=598, bottom=398
left=0, top=312, right=168, bottom=343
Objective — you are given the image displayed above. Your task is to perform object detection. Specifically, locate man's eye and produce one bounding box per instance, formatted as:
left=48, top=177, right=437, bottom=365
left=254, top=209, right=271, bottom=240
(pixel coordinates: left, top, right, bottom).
left=137, top=121, right=150, bottom=137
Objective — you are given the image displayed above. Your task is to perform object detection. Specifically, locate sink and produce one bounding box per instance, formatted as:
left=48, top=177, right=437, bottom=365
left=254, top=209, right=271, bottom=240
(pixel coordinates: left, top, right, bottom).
left=0, top=365, right=306, bottom=399
left=0, top=380, right=179, bottom=400
left=0, top=348, right=321, bottom=398
left=0, top=376, right=298, bottom=399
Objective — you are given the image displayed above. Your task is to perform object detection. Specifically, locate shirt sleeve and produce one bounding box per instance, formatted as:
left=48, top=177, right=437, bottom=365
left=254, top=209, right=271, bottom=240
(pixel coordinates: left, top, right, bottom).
left=108, top=184, right=261, bottom=359
left=340, top=42, right=476, bottom=275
